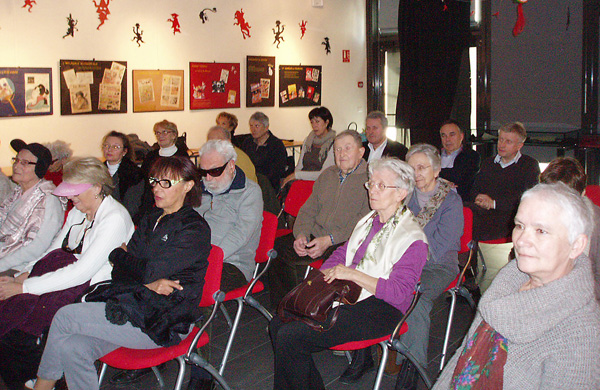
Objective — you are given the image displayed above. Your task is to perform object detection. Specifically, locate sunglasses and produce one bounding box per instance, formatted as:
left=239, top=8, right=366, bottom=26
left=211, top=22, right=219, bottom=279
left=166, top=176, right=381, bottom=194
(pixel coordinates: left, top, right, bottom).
left=149, top=177, right=184, bottom=188
left=198, top=161, right=230, bottom=178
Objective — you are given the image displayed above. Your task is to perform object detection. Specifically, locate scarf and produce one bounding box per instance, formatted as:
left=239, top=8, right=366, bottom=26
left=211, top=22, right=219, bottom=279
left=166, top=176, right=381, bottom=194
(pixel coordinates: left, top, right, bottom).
left=0, top=180, right=57, bottom=258
left=304, top=129, right=336, bottom=163
left=414, top=177, right=453, bottom=228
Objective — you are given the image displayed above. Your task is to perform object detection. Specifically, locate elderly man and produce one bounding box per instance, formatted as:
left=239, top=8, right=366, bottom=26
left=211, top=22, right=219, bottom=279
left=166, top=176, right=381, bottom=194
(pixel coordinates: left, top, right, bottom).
left=206, top=126, right=257, bottom=183
left=362, top=111, right=408, bottom=162
left=268, top=130, right=371, bottom=308
left=439, top=119, right=480, bottom=201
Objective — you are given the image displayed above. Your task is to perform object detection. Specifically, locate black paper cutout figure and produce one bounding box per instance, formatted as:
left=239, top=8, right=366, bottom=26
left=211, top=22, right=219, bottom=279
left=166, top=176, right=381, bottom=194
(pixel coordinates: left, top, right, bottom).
left=272, top=20, right=285, bottom=48
left=132, top=23, right=144, bottom=47
left=93, top=0, right=111, bottom=30
left=199, top=7, right=217, bottom=23
left=299, top=20, right=307, bottom=39
left=167, top=13, right=181, bottom=34
left=63, top=13, right=78, bottom=38
left=234, top=9, right=251, bottom=39
left=322, top=37, right=331, bottom=55
left=22, top=0, right=36, bottom=12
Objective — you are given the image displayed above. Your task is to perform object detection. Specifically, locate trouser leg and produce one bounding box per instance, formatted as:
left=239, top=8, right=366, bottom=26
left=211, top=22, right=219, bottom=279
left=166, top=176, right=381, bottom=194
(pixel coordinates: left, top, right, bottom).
left=0, top=330, right=44, bottom=389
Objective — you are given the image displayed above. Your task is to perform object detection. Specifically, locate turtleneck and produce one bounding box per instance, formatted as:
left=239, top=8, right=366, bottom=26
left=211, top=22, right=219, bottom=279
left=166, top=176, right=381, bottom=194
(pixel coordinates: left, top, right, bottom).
left=416, top=181, right=439, bottom=208
left=107, top=161, right=121, bottom=177
left=159, top=144, right=178, bottom=157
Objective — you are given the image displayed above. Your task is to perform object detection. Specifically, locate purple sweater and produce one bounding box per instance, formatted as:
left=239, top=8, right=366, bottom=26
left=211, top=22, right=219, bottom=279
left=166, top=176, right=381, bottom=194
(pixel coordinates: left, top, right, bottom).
left=321, top=217, right=427, bottom=314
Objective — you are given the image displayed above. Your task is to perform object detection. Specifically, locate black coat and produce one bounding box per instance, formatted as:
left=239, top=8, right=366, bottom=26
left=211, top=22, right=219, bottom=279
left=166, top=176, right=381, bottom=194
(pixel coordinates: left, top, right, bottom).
left=440, top=147, right=480, bottom=202
left=362, top=139, right=408, bottom=161
left=106, top=158, right=145, bottom=221
left=86, top=206, right=211, bottom=347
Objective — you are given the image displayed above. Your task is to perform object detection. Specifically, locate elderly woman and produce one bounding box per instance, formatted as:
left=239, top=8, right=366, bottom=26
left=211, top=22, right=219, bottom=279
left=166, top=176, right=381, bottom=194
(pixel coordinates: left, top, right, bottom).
left=0, top=157, right=134, bottom=389
left=141, top=120, right=189, bottom=178
left=434, top=183, right=600, bottom=389
left=269, top=157, right=428, bottom=390
left=0, top=142, right=63, bottom=275
left=31, top=156, right=210, bottom=390
left=43, top=140, right=73, bottom=186
left=102, top=131, right=146, bottom=221
left=281, top=107, right=336, bottom=188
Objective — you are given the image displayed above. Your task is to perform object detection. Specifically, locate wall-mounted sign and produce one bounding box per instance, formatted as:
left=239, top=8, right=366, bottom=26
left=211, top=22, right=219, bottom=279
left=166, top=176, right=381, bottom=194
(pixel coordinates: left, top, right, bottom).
left=0, top=67, right=53, bottom=117
left=189, top=62, right=240, bottom=110
left=132, top=70, right=184, bottom=113
left=278, top=65, right=322, bottom=107
left=246, top=56, right=276, bottom=107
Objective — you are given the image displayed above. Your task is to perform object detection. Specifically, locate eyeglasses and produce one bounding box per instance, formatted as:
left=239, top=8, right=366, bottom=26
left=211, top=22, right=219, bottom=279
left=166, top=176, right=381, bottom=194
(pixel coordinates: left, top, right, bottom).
left=198, top=161, right=230, bottom=178
left=12, top=157, right=37, bottom=167
left=154, top=130, right=175, bottom=136
left=364, top=181, right=400, bottom=191
left=102, top=144, right=123, bottom=150
left=62, top=219, right=94, bottom=255
left=149, top=177, right=184, bottom=188
left=412, top=165, right=432, bottom=174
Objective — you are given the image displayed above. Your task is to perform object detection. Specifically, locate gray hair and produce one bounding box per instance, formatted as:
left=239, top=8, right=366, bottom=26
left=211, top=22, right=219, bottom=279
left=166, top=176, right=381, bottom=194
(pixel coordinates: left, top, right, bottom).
left=335, top=130, right=363, bottom=148
left=43, top=140, right=73, bottom=161
left=199, top=139, right=238, bottom=163
left=249, top=112, right=269, bottom=128
left=521, top=182, right=593, bottom=244
left=368, top=157, right=415, bottom=201
left=207, top=126, right=231, bottom=141
left=63, top=157, right=114, bottom=197
left=366, top=111, right=388, bottom=128
left=406, top=143, right=441, bottom=172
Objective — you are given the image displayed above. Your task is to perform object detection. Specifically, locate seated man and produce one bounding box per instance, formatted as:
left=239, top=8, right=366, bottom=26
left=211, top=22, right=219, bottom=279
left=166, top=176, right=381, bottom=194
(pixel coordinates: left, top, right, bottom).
left=206, top=126, right=257, bottom=183
left=268, top=130, right=371, bottom=308
left=439, top=119, right=480, bottom=202
left=362, top=111, right=408, bottom=162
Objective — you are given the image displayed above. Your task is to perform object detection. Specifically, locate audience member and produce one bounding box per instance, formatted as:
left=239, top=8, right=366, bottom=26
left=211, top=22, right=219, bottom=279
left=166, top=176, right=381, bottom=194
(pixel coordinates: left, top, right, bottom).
left=206, top=126, right=257, bottom=182
left=434, top=183, right=600, bottom=389
left=281, top=106, right=336, bottom=188
left=270, top=157, right=427, bottom=390
left=0, top=157, right=134, bottom=389
left=362, top=111, right=408, bottom=162
left=42, top=140, right=73, bottom=186
left=0, top=142, right=63, bottom=275
left=540, top=157, right=600, bottom=302
left=268, top=130, right=371, bottom=308
left=438, top=120, right=480, bottom=201
left=216, top=111, right=246, bottom=147
left=141, top=120, right=189, bottom=177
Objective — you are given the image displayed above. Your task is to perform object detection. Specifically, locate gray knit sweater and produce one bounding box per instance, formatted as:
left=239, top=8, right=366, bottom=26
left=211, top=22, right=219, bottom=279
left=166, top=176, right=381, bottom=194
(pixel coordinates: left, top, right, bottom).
left=434, top=255, right=600, bottom=390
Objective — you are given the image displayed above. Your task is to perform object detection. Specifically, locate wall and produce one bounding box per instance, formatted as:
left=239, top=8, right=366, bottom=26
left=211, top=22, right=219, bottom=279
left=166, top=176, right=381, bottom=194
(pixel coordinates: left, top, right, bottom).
left=0, top=0, right=367, bottom=167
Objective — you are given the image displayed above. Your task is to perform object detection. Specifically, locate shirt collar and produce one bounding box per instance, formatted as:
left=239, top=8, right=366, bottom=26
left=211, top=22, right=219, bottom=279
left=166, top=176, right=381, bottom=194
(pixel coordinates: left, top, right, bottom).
left=494, top=151, right=522, bottom=168
left=338, top=160, right=363, bottom=183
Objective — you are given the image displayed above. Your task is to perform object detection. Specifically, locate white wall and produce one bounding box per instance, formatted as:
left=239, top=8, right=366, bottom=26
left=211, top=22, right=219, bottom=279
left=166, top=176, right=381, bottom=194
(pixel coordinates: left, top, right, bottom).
left=0, top=0, right=367, bottom=167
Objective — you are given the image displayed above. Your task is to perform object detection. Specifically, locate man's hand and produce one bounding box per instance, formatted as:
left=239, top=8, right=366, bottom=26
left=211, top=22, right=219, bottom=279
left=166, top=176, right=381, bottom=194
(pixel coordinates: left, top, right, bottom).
left=306, top=236, right=332, bottom=259
left=475, top=194, right=494, bottom=210
left=293, top=235, right=309, bottom=256
left=145, top=279, right=183, bottom=296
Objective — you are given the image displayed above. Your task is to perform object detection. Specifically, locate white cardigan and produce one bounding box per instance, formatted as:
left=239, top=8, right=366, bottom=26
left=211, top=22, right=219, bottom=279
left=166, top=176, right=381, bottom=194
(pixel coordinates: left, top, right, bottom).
left=21, top=196, right=134, bottom=295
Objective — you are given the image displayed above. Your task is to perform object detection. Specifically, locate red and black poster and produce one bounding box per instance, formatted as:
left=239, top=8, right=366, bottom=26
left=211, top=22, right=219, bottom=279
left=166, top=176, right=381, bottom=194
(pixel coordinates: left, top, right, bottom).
left=246, top=56, right=275, bottom=107
left=0, top=67, right=52, bottom=118
left=279, top=65, right=322, bottom=107
left=189, top=62, right=240, bottom=110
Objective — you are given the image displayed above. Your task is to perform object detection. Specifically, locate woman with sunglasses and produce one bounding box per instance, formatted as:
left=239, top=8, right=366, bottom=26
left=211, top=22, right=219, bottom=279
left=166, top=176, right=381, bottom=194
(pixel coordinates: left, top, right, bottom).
left=31, top=156, right=211, bottom=390
left=0, top=157, right=134, bottom=389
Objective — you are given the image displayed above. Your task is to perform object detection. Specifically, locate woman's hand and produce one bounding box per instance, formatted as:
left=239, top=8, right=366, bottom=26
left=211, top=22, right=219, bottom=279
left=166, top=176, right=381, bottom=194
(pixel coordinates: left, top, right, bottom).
left=0, top=277, right=24, bottom=300
left=322, top=265, right=356, bottom=283
left=145, top=279, right=183, bottom=296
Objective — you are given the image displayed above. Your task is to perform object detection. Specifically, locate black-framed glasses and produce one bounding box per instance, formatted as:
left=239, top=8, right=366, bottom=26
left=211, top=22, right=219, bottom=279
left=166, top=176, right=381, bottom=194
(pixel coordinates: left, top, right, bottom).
left=149, top=177, right=184, bottom=188
left=12, top=157, right=37, bottom=167
left=61, top=219, right=94, bottom=255
left=364, top=181, right=400, bottom=191
left=198, top=161, right=230, bottom=178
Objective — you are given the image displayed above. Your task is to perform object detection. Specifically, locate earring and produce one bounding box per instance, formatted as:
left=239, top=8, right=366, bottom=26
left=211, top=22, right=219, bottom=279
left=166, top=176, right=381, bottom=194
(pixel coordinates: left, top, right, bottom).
left=95, top=193, right=99, bottom=199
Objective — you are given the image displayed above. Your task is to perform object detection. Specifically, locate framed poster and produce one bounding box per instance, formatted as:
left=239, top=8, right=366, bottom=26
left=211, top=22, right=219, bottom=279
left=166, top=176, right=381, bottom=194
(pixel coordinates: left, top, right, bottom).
left=279, top=65, right=322, bottom=107
left=0, top=67, right=52, bottom=117
left=132, top=70, right=184, bottom=112
left=189, top=62, right=240, bottom=110
left=246, top=56, right=275, bottom=107
left=60, top=59, right=127, bottom=115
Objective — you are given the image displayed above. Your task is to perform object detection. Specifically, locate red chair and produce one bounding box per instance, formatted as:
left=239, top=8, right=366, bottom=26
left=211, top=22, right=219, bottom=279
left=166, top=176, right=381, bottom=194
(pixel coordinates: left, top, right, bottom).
left=218, top=211, right=278, bottom=375
left=276, top=180, right=314, bottom=237
left=585, top=185, right=600, bottom=207
left=98, top=245, right=231, bottom=390
left=439, top=207, right=477, bottom=370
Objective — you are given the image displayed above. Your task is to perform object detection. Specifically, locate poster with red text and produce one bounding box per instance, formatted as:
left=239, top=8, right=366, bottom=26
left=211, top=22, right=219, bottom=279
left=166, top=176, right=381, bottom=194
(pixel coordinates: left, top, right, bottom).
left=189, top=62, right=240, bottom=110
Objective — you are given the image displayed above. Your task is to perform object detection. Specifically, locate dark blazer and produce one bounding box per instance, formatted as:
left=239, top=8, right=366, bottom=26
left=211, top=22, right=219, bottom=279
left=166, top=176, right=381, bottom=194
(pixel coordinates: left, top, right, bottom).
left=362, top=139, right=408, bottom=161
left=440, top=147, right=480, bottom=202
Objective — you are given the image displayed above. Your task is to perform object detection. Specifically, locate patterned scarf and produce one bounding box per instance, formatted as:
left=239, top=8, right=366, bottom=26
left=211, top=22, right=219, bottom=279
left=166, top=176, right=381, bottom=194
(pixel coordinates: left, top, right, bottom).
left=358, top=206, right=406, bottom=268
left=414, top=177, right=453, bottom=228
left=304, top=129, right=336, bottom=163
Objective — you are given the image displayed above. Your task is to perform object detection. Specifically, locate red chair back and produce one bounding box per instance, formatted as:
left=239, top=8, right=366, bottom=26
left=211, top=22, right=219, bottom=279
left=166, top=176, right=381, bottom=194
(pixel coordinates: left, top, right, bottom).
left=460, top=207, right=473, bottom=254
left=199, top=245, right=224, bottom=307
left=256, top=211, right=278, bottom=264
left=284, top=180, right=314, bottom=217
left=586, top=185, right=600, bottom=207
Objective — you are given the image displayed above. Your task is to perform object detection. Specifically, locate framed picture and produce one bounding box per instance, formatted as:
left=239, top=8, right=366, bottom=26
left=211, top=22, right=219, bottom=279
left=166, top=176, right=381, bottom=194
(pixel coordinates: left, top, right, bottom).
left=189, top=62, right=240, bottom=110
left=133, top=70, right=184, bottom=112
left=0, top=67, right=52, bottom=117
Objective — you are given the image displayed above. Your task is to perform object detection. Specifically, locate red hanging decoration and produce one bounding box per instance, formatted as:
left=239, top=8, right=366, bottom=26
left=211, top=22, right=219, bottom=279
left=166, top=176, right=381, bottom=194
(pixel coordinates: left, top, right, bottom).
left=234, top=9, right=251, bottom=39
left=512, top=0, right=527, bottom=37
left=22, top=0, right=37, bottom=12
left=93, top=0, right=111, bottom=30
left=167, top=13, right=181, bottom=35
left=299, top=20, right=307, bottom=39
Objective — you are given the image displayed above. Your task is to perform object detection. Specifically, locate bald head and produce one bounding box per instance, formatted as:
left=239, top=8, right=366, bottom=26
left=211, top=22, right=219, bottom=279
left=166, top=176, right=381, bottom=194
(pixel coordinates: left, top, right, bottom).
left=207, top=126, right=232, bottom=142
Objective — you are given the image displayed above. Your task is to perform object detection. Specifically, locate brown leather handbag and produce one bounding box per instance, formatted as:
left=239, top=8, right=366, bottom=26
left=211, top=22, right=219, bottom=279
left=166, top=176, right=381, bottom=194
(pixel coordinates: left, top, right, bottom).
left=277, top=268, right=362, bottom=331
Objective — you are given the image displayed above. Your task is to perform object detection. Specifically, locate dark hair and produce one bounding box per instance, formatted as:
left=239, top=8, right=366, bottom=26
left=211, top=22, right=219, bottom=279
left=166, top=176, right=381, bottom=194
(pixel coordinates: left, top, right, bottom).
left=149, top=156, right=202, bottom=207
left=539, top=157, right=587, bottom=195
left=440, top=119, right=463, bottom=133
left=102, top=130, right=134, bottom=161
left=308, top=106, right=333, bottom=129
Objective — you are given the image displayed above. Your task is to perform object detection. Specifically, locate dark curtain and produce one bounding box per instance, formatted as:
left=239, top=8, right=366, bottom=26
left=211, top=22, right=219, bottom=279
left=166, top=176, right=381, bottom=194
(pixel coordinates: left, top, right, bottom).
left=396, top=0, right=471, bottom=148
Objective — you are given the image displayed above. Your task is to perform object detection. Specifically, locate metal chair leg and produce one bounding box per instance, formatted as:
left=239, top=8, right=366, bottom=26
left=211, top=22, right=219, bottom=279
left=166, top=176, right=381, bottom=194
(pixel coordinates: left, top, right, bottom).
left=98, top=362, right=107, bottom=385
left=151, top=366, right=165, bottom=388
left=372, top=341, right=388, bottom=390
left=173, top=356, right=187, bottom=390
left=440, top=289, right=457, bottom=371
left=220, top=305, right=233, bottom=329
left=219, top=297, right=245, bottom=375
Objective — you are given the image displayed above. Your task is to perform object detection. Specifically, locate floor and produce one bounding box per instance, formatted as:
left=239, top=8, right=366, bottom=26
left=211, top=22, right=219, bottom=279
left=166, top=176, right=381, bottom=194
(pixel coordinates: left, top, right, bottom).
left=1, top=287, right=476, bottom=390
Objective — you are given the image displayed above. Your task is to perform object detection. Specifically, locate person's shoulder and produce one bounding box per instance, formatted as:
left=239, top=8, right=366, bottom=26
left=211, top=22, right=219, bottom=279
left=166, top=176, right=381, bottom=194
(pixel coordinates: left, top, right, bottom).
left=444, top=188, right=463, bottom=206
left=178, top=205, right=210, bottom=230
left=519, top=154, right=540, bottom=167
left=459, top=146, right=480, bottom=159
left=362, top=140, right=369, bottom=148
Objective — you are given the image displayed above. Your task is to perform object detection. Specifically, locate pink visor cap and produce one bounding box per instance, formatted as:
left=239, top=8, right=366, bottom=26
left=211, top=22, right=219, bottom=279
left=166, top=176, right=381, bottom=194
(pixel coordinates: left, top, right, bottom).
left=53, top=182, right=93, bottom=197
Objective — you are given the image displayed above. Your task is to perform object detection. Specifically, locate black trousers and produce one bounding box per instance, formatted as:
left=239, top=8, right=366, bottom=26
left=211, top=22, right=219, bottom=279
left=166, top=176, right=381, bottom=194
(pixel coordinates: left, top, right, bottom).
left=269, top=296, right=402, bottom=390
left=0, top=329, right=45, bottom=390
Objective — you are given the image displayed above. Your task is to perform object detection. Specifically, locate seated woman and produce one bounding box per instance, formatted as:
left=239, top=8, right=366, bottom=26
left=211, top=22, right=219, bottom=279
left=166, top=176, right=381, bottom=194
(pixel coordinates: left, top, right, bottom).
left=270, top=157, right=428, bottom=390
left=43, top=140, right=73, bottom=186
left=32, top=156, right=210, bottom=390
left=0, top=157, right=134, bottom=389
left=281, top=106, right=336, bottom=188
left=434, top=183, right=600, bottom=389
left=102, top=131, right=146, bottom=222
left=0, top=142, right=64, bottom=274
left=141, top=120, right=189, bottom=178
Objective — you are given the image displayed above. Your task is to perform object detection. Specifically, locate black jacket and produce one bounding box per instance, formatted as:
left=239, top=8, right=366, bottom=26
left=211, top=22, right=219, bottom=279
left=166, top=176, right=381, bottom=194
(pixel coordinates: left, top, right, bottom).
left=106, top=158, right=145, bottom=221
left=440, top=147, right=480, bottom=202
left=362, top=139, right=408, bottom=161
left=86, top=206, right=211, bottom=346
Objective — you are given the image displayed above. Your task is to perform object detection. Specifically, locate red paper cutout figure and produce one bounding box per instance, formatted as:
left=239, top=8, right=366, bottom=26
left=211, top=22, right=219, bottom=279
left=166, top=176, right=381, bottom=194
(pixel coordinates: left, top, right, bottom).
left=234, top=9, right=251, bottom=39
left=512, top=0, right=527, bottom=37
left=93, top=0, right=111, bottom=30
left=167, top=13, right=181, bottom=35
left=493, top=11, right=500, bottom=18
left=22, top=0, right=37, bottom=12
left=299, top=20, right=307, bottom=39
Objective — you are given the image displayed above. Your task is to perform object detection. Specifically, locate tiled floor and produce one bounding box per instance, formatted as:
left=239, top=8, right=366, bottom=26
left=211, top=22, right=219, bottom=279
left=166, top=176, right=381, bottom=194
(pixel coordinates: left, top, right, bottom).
left=1, top=288, right=476, bottom=390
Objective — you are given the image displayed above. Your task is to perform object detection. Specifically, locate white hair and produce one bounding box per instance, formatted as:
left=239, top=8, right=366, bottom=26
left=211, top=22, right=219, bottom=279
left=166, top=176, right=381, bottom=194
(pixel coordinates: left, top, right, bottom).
left=198, top=139, right=237, bottom=163
left=406, top=143, right=441, bottom=172
left=368, top=157, right=416, bottom=200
